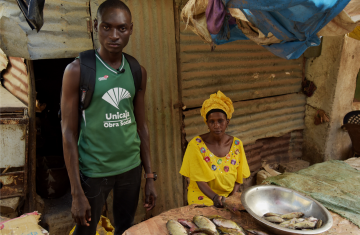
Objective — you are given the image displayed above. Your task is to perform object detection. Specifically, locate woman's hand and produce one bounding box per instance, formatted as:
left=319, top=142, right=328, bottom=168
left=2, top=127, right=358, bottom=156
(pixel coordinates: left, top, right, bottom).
left=196, top=181, right=225, bottom=207
left=229, top=182, right=241, bottom=197
left=212, top=194, right=224, bottom=208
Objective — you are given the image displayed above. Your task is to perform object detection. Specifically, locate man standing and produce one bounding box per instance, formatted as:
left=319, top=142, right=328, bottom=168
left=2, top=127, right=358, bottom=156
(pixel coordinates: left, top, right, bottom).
left=61, top=1, right=157, bottom=234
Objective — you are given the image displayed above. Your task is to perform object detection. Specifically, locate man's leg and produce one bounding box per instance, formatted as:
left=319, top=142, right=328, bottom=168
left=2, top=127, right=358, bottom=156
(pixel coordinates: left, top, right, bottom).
left=73, top=172, right=114, bottom=235
left=113, top=165, right=142, bottom=235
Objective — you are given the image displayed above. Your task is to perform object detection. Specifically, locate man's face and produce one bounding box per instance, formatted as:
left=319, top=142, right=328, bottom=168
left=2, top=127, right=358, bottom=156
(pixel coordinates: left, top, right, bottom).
left=96, top=8, right=132, bottom=53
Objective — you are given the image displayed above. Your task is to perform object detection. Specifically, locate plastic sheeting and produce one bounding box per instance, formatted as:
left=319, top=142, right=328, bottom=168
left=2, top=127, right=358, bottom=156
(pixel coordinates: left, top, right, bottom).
left=16, top=0, right=45, bottom=32
left=349, top=25, right=360, bottom=40
left=210, top=0, right=352, bottom=59
left=264, top=160, right=360, bottom=228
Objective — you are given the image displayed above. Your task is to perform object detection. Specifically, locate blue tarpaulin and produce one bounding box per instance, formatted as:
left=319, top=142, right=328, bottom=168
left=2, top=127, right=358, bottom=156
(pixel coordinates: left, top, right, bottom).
left=211, top=0, right=351, bottom=59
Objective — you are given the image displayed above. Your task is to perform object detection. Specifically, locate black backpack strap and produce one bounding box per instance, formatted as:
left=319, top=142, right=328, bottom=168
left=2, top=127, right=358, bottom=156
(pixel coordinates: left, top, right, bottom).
left=78, top=50, right=96, bottom=110
left=123, top=53, right=142, bottom=95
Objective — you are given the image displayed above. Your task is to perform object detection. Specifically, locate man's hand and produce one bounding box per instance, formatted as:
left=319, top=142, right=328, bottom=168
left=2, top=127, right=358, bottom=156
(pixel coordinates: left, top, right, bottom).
left=71, top=193, right=92, bottom=226
left=144, top=179, right=157, bottom=211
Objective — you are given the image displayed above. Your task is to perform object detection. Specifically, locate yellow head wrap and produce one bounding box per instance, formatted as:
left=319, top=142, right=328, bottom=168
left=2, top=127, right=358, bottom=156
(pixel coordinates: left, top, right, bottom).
left=200, top=90, right=234, bottom=123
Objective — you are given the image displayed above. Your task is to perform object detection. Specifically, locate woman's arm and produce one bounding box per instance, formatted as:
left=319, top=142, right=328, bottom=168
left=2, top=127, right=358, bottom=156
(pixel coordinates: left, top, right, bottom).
left=228, top=182, right=241, bottom=197
left=196, top=181, right=223, bottom=207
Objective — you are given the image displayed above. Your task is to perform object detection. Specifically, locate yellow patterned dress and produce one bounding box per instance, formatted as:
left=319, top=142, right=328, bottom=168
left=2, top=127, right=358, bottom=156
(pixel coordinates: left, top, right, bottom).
left=180, top=136, right=250, bottom=206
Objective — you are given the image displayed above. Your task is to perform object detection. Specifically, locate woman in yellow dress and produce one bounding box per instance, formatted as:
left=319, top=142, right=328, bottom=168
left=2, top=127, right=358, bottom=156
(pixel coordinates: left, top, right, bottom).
left=180, top=91, right=250, bottom=207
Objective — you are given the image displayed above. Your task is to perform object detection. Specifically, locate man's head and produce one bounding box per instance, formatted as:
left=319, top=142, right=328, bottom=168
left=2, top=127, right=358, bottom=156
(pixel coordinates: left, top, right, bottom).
left=94, top=0, right=132, bottom=53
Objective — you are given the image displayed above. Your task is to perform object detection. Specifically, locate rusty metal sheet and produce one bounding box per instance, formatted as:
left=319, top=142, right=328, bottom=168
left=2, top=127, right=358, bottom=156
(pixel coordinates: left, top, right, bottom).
left=0, top=172, right=25, bottom=199
left=179, top=23, right=303, bottom=109
left=241, top=130, right=304, bottom=190
left=289, top=130, right=303, bottom=159
left=0, top=48, right=8, bottom=72
left=244, top=142, right=262, bottom=172
left=0, top=0, right=93, bottom=60
left=2, top=57, right=28, bottom=106
left=260, top=133, right=292, bottom=165
left=0, top=123, right=27, bottom=169
left=184, top=93, right=306, bottom=145
left=0, top=118, right=28, bottom=125
left=90, top=0, right=183, bottom=222
left=0, top=86, right=27, bottom=113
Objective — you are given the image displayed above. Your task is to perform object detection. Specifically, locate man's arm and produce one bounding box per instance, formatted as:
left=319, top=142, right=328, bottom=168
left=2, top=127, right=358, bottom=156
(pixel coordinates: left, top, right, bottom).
left=61, top=60, right=91, bottom=226
left=133, top=66, right=157, bottom=211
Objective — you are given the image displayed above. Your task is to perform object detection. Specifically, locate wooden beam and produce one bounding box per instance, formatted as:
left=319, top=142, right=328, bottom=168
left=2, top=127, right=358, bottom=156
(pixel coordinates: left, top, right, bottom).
left=26, top=60, right=37, bottom=212
left=173, top=0, right=187, bottom=207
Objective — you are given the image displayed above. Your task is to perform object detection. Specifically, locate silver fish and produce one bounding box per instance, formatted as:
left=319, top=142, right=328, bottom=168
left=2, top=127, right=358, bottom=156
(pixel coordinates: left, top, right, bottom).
left=280, top=212, right=304, bottom=219
left=217, top=226, right=245, bottom=235
left=212, top=218, right=241, bottom=231
left=279, top=218, right=296, bottom=229
left=166, top=220, right=188, bottom=235
left=247, top=230, right=270, bottom=235
left=279, top=220, right=291, bottom=228
left=189, top=228, right=218, bottom=235
left=315, top=219, right=323, bottom=229
left=263, top=212, right=281, bottom=217
left=178, top=219, right=198, bottom=232
left=294, top=221, right=316, bottom=229
left=263, top=216, right=284, bottom=223
left=294, top=218, right=305, bottom=223
left=193, top=215, right=218, bottom=235
left=306, top=216, right=318, bottom=222
left=206, top=215, right=224, bottom=220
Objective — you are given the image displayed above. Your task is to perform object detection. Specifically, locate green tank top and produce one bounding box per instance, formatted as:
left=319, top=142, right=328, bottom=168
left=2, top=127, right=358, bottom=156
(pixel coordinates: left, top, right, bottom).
left=78, top=50, right=141, bottom=177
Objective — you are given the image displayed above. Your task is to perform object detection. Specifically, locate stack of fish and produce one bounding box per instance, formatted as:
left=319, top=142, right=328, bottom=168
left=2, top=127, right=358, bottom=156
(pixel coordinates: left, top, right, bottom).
left=166, top=215, right=268, bottom=235
left=263, top=212, right=323, bottom=230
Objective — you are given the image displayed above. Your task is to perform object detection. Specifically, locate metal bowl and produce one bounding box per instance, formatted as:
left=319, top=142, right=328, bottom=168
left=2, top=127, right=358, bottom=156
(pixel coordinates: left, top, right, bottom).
left=241, top=185, right=333, bottom=235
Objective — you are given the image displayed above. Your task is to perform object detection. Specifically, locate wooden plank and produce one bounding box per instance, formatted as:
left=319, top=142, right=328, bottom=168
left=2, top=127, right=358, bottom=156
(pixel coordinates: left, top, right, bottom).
left=0, top=86, right=26, bottom=113
left=26, top=60, right=36, bottom=212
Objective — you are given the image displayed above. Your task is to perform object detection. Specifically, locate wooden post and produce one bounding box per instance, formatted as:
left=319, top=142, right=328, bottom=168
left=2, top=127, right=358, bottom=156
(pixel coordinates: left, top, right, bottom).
left=173, top=0, right=187, bottom=206
left=26, top=60, right=37, bottom=212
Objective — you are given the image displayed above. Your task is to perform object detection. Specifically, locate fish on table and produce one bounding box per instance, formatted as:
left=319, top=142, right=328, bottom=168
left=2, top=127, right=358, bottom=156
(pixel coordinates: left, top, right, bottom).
left=166, top=220, right=188, bottom=235
left=193, top=215, right=218, bottom=235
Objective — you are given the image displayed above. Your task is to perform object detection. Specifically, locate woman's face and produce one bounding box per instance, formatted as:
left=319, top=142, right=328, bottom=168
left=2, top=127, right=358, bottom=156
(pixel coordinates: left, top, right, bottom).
left=207, top=112, right=229, bottom=136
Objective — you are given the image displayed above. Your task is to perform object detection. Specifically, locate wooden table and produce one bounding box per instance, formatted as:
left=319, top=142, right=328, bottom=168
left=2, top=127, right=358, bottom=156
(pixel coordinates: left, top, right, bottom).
left=123, top=192, right=360, bottom=235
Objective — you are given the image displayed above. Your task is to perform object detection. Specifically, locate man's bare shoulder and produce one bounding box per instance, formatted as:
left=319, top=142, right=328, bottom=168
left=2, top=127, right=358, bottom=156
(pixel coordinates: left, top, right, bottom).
left=63, top=59, right=81, bottom=89
left=140, top=65, right=147, bottom=77
left=65, top=59, right=81, bottom=77
left=139, top=65, right=147, bottom=90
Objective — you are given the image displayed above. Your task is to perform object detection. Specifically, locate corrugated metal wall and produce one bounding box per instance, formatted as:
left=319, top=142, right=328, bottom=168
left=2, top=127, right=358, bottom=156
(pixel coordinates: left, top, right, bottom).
left=0, top=49, right=8, bottom=72
left=180, top=22, right=303, bottom=109
left=90, top=0, right=183, bottom=222
left=179, top=10, right=305, bottom=144
left=0, top=0, right=93, bottom=60
left=184, top=93, right=306, bottom=145
left=178, top=0, right=306, bottom=192
left=2, top=57, right=29, bottom=105
left=241, top=130, right=303, bottom=189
